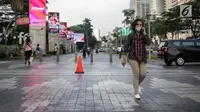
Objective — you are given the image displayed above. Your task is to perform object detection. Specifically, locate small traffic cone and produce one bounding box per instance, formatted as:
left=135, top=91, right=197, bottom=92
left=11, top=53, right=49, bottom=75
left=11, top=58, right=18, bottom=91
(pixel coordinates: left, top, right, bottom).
left=75, top=56, right=84, bottom=74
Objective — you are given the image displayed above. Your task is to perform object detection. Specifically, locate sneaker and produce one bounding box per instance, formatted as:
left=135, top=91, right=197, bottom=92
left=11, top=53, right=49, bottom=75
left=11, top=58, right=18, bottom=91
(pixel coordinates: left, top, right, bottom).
left=135, top=94, right=141, bottom=100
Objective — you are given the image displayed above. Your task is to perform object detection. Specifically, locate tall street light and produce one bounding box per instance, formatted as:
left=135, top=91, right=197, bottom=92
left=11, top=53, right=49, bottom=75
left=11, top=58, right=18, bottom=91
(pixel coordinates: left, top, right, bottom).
left=147, top=14, right=151, bottom=59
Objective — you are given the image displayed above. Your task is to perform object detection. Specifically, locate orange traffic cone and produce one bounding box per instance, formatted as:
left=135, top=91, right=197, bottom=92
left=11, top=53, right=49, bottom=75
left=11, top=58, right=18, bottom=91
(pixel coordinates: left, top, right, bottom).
left=75, top=56, right=84, bottom=74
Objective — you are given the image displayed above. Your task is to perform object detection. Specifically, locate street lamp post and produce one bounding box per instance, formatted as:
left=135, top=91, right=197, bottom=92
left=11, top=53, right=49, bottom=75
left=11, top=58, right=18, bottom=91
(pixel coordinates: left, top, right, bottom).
left=56, top=23, right=60, bottom=63
left=147, top=14, right=151, bottom=59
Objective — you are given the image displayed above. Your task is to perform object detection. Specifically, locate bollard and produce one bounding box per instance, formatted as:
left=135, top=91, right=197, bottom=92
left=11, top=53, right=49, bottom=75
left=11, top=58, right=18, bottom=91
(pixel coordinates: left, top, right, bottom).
left=75, top=52, right=78, bottom=63
left=148, top=46, right=151, bottom=59
left=109, top=51, right=113, bottom=63
left=21, top=49, right=24, bottom=60
left=119, top=52, right=121, bottom=59
left=90, top=50, right=93, bottom=63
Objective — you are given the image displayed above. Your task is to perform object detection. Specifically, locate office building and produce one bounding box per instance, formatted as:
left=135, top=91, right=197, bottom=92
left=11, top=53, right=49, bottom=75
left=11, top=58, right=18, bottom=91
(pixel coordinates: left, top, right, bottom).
left=129, top=0, right=150, bottom=18
left=129, top=0, right=137, bottom=17
left=172, top=0, right=192, bottom=7
left=164, top=0, right=172, bottom=11
left=150, top=0, right=165, bottom=17
left=93, top=29, right=100, bottom=41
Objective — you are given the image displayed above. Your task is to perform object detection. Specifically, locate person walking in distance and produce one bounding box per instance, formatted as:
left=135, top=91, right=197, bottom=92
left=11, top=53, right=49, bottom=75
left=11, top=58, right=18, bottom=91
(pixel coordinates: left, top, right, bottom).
left=121, top=19, right=150, bottom=100
left=36, top=44, right=42, bottom=62
left=23, top=36, right=33, bottom=65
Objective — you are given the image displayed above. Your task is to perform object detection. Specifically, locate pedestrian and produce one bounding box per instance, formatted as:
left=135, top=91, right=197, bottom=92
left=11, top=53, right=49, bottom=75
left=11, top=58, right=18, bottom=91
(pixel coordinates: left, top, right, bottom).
left=121, top=19, right=150, bottom=100
left=36, top=44, right=42, bottom=62
left=54, top=43, right=58, bottom=55
left=82, top=47, right=86, bottom=58
left=23, top=36, right=33, bottom=65
left=87, top=48, right=90, bottom=56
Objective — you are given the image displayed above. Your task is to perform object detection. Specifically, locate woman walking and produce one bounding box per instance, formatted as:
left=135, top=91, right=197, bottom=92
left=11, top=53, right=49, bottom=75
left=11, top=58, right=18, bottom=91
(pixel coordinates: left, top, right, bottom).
left=23, top=36, right=32, bottom=65
left=121, top=19, right=150, bottom=100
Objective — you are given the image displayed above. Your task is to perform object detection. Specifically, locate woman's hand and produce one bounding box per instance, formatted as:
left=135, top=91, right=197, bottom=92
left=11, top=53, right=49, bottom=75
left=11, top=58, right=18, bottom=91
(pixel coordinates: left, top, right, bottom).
left=121, top=55, right=126, bottom=67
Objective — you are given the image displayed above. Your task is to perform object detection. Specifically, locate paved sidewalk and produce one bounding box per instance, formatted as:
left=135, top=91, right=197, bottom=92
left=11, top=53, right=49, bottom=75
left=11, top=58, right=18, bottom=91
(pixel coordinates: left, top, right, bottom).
left=0, top=53, right=200, bottom=112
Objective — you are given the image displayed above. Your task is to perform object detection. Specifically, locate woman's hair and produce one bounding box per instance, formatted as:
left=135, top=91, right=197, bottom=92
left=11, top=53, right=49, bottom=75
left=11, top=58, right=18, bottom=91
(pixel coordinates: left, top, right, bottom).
left=131, top=19, right=145, bottom=34
left=26, top=36, right=31, bottom=45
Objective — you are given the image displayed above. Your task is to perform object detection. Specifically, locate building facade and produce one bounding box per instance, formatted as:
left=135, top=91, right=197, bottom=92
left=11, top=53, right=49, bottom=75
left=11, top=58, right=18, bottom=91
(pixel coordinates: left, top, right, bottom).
left=164, top=0, right=172, bottom=11
left=172, top=0, right=192, bottom=7
left=150, top=0, right=165, bottom=17
left=129, top=0, right=138, bottom=18
left=129, top=0, right=150, bottom=18
left=93, top=29, right=100, bottom=41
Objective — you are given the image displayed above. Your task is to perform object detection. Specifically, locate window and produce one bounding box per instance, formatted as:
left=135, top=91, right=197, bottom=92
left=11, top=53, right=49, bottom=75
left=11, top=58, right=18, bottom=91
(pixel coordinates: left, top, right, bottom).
left=158, top=41, right=167, bottom=50
left=182, top=41, right=195, bottom=47
left=173, top=41, right=180, bottom=47
left=196, top=42, right=200, bottom=48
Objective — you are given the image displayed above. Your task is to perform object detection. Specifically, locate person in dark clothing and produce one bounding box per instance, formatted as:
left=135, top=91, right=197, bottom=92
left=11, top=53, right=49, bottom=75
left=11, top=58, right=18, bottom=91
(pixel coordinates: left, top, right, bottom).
left=121, top=19, right=150, bottom=100
left=82, top=47, right=86, bottom=58
left=23, top=36, right=32, bottom=65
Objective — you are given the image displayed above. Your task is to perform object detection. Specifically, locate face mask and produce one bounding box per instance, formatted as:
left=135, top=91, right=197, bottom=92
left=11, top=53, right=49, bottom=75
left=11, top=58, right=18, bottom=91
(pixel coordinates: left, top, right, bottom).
left=135, top=26, right=142, bottom=32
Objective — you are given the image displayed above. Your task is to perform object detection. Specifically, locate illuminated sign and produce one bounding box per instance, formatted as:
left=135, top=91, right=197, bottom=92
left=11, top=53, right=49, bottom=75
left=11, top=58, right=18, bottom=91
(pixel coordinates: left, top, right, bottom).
left=29, top=0, right=46, bottom=26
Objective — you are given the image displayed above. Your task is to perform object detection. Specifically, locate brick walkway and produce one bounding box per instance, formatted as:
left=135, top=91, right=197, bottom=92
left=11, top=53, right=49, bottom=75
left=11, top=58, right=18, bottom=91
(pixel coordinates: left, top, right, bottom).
left=0, top=54, right=200, bottom=112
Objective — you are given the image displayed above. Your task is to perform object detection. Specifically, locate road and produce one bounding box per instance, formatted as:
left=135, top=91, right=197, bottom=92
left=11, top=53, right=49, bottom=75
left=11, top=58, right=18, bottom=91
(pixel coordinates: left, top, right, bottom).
left=0, top=53, right=200, bottom=112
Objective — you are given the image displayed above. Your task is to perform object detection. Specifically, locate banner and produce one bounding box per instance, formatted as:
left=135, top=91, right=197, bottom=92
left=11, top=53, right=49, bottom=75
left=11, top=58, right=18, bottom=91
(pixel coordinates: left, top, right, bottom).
left=29, top=0, right=46, bottom=26
left=74, top=33, right=85, bottom=43
left=48, top=12, right=60, bottom=34
left=16, top=17, right=29, bottom=25
left=59, top=22, right=67, bottom=38
left=67, top=31, right=74, bottom=41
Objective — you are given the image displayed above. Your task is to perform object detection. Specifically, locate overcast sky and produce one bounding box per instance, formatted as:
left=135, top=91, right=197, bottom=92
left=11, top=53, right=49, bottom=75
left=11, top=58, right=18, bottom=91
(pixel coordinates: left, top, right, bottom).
left=48, top=0, right=129, bottom=36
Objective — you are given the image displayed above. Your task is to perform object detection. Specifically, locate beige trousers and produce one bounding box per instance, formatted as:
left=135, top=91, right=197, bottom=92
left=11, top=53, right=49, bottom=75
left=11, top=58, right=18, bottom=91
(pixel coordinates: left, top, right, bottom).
left=129, top=60, right=147, bottom=94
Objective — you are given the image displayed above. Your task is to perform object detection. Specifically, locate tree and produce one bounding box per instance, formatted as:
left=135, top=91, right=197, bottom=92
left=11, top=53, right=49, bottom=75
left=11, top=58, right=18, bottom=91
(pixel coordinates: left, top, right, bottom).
left=69, top=24, right=84, bottom=33
left=122, top=9, right=135, bottom=25
left=112, top=27, right=121, bottom=47
left=151, top=18, right=168, bottom=41
left=9, top=0, right=24, bottom=13
left=164, top=0, right=200, bottom=38
left=82, top=18, right=97, bottom=48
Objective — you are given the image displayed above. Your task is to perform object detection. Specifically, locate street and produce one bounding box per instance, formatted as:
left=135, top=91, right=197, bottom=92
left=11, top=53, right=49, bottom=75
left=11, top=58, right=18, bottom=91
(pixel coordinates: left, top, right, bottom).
left=0, top=53, right=200, bottom=112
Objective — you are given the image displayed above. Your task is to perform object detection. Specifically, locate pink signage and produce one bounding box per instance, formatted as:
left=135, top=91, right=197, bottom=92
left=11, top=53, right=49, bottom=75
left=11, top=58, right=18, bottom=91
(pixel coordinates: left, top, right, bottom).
left=29, top=0, right=46, bottom=26
left=59, top=22, right=68, bottom=38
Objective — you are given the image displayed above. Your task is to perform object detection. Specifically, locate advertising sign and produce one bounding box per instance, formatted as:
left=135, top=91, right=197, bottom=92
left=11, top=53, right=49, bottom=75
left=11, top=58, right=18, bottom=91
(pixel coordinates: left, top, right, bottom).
left=59, top=22, right=67, bottom=38
left=16, top=17, right=29, bottom=25
left=180, top=5, right=192, bottom=18
left=67, top=31, right=74, bottom=41
left=29, top=0, right=46, bottom=26
left=48, top=12, right=60, bottom=33
left=74, top=33, right=85, bottom=43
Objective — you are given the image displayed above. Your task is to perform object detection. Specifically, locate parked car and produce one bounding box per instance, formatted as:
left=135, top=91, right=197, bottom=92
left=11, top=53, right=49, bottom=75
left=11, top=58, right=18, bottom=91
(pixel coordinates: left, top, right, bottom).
left=157, top=39, right=200, bottom=66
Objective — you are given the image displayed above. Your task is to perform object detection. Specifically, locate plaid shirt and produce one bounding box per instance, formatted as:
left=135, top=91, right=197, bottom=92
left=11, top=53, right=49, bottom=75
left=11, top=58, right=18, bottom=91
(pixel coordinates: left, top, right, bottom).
left=132, top=34, right=146, bottom=63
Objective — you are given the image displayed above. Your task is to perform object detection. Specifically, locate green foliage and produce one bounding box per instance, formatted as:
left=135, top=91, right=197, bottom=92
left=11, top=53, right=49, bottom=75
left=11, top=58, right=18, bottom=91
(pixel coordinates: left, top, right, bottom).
left=152, top=0, right=200, bottom=38
left=0, top=45, right=20, bottom=56
left=70, top=25, right=84, bottom=33
left=122, top=9, right=135, bottom=25
left=82, top=18, right=97, bottom=48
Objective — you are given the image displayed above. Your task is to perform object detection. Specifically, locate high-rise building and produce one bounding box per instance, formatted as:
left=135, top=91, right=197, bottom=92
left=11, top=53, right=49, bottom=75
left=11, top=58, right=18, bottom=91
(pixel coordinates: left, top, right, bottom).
left=150, top=0, right=165, bottom=17
left=142, top=0, right=150, bottom=17
left=129, top=0, right=150, bottom=18
left=172, top=0, right=192, bottom=8
left=164, top=0, right=172, bottom=11
left=93, top=29, right=100, bottom=41
left=129, top=0, right=138, bottom=17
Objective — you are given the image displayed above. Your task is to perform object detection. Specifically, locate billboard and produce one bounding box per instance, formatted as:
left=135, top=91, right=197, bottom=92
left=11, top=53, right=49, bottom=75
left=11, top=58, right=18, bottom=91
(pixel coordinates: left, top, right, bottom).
left=48, top=12, right=60, bottom=33
left=74, top=33, right=85, bottom=43
left=29, top=0, right=46, bottom=26
left=67, top=31, right=74, bottom=41
left=59, top=22, right=67, bottom=38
